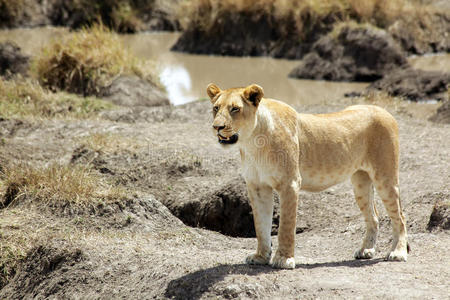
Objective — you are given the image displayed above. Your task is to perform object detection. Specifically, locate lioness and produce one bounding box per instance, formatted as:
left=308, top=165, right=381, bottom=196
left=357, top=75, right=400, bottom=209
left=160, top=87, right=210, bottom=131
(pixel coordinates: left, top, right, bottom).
left=207, top=83, right=408, bottom=269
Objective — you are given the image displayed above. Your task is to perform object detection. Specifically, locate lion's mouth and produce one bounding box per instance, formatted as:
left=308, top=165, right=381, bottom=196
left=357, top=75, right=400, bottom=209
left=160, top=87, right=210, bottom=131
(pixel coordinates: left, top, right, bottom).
left=218, top=133, right=239, bottom=144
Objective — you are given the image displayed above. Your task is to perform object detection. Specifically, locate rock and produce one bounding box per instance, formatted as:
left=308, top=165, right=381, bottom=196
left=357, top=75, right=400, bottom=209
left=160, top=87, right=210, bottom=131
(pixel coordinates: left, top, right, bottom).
left=427, top=200, right=450, bottom=231
left=0, top=42, right=29, bottom=78
left=368, top=68, right=450, bottom=101
left=429, top=100, right=450, bottom=124
left=100, top=75, right=170, bottom=107
left=169, top=177, right=306, bottom=237
left=289, top=26, right=407, bottom=82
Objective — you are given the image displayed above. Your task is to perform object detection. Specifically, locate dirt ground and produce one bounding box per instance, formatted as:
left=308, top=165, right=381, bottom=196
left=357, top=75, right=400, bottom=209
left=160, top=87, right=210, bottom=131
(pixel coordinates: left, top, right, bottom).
left=0, top=97, right=449, bottom=299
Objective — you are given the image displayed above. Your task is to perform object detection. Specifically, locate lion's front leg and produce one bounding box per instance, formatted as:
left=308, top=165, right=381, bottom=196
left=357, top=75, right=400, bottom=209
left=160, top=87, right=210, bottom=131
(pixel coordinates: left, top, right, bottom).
left=245, top=182, right=274, bottom=265
left=272, top=180, right=300, bottom=269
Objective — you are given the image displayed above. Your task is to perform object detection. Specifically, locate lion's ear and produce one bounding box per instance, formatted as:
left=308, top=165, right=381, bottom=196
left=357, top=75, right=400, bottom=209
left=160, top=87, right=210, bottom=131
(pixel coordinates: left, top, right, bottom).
left=243, top=84, right=264, bottom=107
left=206, top=83, right=221, bottom=103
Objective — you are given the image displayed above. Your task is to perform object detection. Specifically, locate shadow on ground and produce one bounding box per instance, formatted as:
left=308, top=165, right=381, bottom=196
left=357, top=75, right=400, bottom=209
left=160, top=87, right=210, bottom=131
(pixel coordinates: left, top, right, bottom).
left=165, top=259, right=384, bottom=299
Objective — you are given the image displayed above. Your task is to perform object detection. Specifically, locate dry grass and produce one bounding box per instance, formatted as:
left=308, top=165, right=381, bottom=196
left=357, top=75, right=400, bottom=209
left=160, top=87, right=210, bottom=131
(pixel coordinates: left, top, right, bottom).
left=110, top=1, right=144, bottom=32
left=0, top=163, right=126, bottom=209
left=179, top=0, right=432, bottom=38
left=32, top=23, right=158, bottom=96
left=76, top=132, right=146, bottom=154
left=328, top=20, right=381, bottom=38
left=0, top=225, right=28, bottom=288
left=0, top=0, right=155, bottom=32
left=0, top=160, right=128, bottom=288
left=0, top=77, right=113, bottom=119
left=0, top=161, right=127, bottom=287
left=70, top=0, right=157, bottom=32
left=351, top=91, right=408, bottom=113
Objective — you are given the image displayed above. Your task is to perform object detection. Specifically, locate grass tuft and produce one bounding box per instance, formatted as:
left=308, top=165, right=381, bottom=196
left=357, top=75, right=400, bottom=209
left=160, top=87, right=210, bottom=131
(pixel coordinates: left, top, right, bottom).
left=32, top=23, right=158, bottom=96
left=0, top=77, right=113, bottom=119
left=0, top=163, right=126, bottom=209
left=0, top=236, right=27, bottom=288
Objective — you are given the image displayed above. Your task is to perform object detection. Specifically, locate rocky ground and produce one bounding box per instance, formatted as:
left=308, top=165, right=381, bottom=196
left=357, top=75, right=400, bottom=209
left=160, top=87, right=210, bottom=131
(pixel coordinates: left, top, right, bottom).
left=0, top=94, right=449, bottom=298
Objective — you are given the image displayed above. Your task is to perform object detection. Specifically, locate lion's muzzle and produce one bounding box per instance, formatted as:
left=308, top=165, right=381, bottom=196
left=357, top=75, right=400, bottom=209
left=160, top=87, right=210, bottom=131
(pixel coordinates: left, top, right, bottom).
left=218, top=133, right=239, bottom=144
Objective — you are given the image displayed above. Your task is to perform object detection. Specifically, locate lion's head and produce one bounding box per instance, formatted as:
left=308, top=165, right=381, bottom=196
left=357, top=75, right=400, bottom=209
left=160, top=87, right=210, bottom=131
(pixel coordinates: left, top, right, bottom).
left=207, top=83, right=264, bottom=145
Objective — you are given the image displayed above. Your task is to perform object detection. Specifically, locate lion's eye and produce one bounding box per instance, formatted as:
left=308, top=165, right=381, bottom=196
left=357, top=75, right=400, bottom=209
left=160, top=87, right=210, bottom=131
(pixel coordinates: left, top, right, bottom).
left=213, top=106, right=219, bottom=112
left=230, top=107, right=240, bottom=113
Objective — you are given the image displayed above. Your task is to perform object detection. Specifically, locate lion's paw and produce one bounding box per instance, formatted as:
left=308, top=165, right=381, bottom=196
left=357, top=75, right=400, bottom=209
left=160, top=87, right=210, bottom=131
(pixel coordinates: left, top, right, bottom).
left=271, top=253, right=295, bottom=269
left=386, top=250, right=407, bottom=262
left=245, top=253, right=271, bottom=265
left=354, top=248, right=376, bottom=259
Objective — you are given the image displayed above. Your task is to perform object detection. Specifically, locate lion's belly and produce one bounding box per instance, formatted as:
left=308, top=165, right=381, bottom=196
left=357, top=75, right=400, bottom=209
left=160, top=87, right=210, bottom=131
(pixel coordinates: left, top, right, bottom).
left=299, top=165, right=356, bottom=192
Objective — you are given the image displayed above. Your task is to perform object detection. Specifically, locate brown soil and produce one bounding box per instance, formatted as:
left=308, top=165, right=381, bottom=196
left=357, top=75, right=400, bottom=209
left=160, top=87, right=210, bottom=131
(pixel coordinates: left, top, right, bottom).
left=1, top=98, right=449, bottom=298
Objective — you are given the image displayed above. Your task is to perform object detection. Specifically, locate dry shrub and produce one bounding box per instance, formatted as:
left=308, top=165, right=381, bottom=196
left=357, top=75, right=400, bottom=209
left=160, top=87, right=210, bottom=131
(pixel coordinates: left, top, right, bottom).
left=178, top=0, right=431, bottom=37
left=76, top=0, right=156, bottom=32
left=33, top=23, right=157, bottom=96
left=0, top=77, right=112, bottom=119
left=110, top=1, right=143, bottom=32
left=0, top=163, right=125, bottom=209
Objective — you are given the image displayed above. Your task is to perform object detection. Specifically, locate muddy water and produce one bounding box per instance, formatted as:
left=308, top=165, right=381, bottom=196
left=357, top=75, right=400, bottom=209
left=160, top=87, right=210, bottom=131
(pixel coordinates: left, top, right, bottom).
left=121, top=32, right=369, bottom=105
left=1, top=27, right=449, bottom=110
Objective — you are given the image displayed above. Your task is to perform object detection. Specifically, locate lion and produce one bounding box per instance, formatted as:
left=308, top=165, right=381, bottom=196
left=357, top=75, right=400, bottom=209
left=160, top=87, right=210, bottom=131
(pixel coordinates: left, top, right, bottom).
left=207, top=83, right=408, bottom=269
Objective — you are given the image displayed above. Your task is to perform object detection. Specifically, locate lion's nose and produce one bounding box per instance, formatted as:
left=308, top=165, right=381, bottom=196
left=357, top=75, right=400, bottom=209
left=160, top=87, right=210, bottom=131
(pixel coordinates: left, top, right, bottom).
left=213, top=125, right=225, bottom=131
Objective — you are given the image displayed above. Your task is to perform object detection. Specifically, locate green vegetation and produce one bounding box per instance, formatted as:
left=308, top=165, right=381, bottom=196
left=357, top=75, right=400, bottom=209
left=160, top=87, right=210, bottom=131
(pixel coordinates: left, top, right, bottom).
left=0, top=77, right=113, bottom=119
left=33, top=23, right=158, bottom=96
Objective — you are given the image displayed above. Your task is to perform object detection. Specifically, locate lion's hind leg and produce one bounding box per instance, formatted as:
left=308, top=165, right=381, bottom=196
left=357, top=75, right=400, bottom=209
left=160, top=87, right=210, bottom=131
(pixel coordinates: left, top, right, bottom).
left=373, top=177, right=408, bottom=261
left=351, top=170, right=379, bottom=259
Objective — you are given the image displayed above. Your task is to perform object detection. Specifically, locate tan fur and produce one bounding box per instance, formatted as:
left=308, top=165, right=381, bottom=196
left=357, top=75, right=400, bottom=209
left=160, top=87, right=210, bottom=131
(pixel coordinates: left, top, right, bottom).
left=207, top=83, right=408, bottom=269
